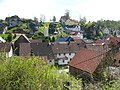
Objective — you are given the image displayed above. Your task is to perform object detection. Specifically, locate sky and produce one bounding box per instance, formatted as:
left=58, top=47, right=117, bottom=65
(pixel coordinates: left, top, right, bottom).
left=0, top=0, right=120, bottom=21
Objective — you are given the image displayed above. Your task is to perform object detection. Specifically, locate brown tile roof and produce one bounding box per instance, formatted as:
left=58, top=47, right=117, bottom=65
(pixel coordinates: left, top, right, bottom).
left=95, top=37, right=120, bottom=46
left=85, top=43, right=109, bottom=53
left=0, top=43, right=12, bottom=52
left=95, top=40, right=110, bottom=45
left=30, top=42, right=54, bottom=60
left=52, top=42, right=83, bottom=54
left=19, top=43, right=31, bottom=56
left=69, top=48, right=103, bottom=73
left=30, top=39, right=42, bottom=43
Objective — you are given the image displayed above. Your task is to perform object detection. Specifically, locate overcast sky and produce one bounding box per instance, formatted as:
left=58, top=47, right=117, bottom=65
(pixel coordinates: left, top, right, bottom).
left=0, top=0, right=120, bottom=21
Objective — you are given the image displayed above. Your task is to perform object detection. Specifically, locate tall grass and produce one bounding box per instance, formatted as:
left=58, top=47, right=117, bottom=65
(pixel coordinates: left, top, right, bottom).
left=0, top=56, right=81, bottom=90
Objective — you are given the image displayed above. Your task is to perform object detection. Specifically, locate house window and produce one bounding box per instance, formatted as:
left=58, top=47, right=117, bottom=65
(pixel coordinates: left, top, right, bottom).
left=64, top=53, right=66, bottom=55
left=49, top=60, right=52, bottom=62
left=69, top=53, right=71, bottom=55
left=58, top=53, right=61, bottom=56
left=63, top=60, right=65, bottom=63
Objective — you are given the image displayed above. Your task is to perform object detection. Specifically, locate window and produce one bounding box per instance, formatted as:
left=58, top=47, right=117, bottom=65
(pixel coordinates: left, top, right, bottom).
left=58, top=53, right=61, bottom=56
left=69, top=53, right=71, bottom=55
left=70, top=58, right=72, bottom=60
left=63, top=60, right=65, bottom=63
left=64, top=53, right=65, bottom=55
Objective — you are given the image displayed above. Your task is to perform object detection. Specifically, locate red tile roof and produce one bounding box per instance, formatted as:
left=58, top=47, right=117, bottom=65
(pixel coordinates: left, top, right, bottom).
left=95, top=37, right=120, bottom=46
left=69, top=48, right=103, bottom=73
left=95, top=40, right=110, bottom=45
left=86, top=43, right=109, bottom=54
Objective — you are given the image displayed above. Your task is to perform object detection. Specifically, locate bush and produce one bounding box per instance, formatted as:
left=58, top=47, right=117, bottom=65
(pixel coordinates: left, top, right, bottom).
left=0, top=56, right=81, bottom=90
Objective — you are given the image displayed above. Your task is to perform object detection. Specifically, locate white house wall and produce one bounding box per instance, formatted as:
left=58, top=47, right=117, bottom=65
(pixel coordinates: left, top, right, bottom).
left=6, top=47, right=13, bottom=57
left=56, top=53, right=75, bottom=65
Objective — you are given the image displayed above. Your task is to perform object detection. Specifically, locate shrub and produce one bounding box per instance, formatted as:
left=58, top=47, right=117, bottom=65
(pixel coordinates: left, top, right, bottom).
left=0, top=56, right=81, bottom=90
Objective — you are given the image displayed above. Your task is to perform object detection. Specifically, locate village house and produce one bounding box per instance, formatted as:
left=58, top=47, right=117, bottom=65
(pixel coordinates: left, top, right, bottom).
left=0, top=43, right=13, bottom=57
left=15, top=34, right=86, bottom=66
left=14, top=34, right=30, bottom=55
left=52, top=42, right=85, bottom=66
left=68, top=36, right=120, bottom=81
left=30, top=42, right=55, bottom=65
left=60, top=16, right=81, bottom=33
left=64, top=19, right=81, bottom=33
left=113, top=29, right=120, bottom=37
left=68, top=48, right=104, bottom=81
left=102, top=27, right=110, bottom=35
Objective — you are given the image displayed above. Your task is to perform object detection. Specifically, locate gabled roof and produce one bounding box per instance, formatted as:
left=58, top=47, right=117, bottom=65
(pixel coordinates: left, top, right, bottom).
left=30, top=42, right=54, bottom=60
left=14, top=34, right=30, bottom=46
left=69, top=48, right=102, bottom=73
left=52, top=42, right=82, bottom=54
left=85, top=43, right=109, bottom=53
left=65, top=19, right=79, bottom=25
left=95, top=37, right=120, bottom=46
left=0, top=43, right=12, bottom=52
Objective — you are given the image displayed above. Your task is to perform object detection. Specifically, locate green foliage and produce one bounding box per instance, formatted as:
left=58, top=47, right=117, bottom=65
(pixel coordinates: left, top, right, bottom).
left=0, top=33, right=13, bottom=42
left=0, top=56, right=81, bottom=90
left=0, top=34, right=9, bottom=41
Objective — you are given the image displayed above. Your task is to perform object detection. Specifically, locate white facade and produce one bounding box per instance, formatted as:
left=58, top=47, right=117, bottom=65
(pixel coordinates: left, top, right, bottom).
left=102, top=28, right=110, bottom=34
left=44, top=27, right=49, bottom=37
left=6, top=47, right=13, bottom=57
left=56, top=53, right=75, bottom=65
left=65, top=25, right=81, bottom=32
left=77, top=32, right=83, bottom=39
